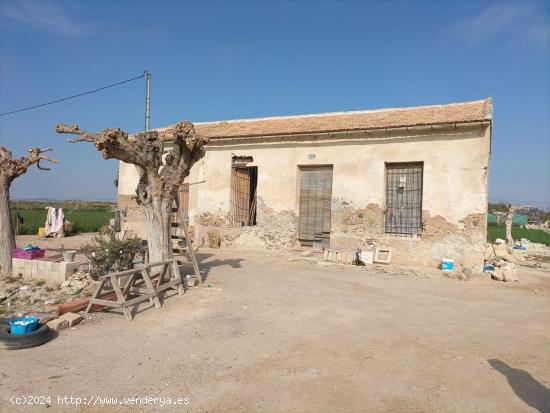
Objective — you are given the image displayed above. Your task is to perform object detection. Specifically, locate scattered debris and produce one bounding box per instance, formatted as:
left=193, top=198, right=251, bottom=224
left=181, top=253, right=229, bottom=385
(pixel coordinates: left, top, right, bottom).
left=47, top=318, right=69, bottom=332
left=374, top=247, right=392, bottom=264
left=59, top=312, right=83, bottom=327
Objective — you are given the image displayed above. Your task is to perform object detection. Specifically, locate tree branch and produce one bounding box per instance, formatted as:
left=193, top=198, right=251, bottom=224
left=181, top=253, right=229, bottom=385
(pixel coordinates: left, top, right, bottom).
left=0, top=147, right=59, bottom=184
left=56, top=120, right=207, bottom=206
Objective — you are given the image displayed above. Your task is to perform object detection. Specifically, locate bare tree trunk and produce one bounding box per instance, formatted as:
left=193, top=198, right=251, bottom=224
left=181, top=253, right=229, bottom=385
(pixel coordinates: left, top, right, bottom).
left=143, top=196, right=173, bottom=263
left=0, top=185, right=14, bottom=278
left=0, top=146, right=57, bottom=279
left=505, top=205, right=515, bottom=247
left=56, top=121, right=207, bottom=263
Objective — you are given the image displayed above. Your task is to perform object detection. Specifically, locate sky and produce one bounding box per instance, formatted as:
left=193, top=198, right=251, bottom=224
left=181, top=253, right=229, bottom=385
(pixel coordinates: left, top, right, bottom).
left=0, top=0, right=549, bottom=207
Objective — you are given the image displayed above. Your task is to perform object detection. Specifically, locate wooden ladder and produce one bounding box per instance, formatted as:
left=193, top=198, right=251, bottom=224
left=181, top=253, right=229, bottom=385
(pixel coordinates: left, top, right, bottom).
left=171, top=197, right=202, bottom=283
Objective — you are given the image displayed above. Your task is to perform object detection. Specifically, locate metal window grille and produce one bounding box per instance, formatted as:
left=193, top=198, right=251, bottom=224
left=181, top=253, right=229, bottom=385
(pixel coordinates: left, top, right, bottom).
left=230, top=166, right=257, bottom=226
left=298, top=165, right=333, bottom=247
left=384, top=162, right=423, bottom=235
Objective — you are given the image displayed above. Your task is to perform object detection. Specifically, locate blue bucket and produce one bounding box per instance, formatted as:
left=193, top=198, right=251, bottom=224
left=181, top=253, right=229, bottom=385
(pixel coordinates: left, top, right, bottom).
left=8, top=317, right=39, bottom=335
left=441, top=259, right=454, bottom=272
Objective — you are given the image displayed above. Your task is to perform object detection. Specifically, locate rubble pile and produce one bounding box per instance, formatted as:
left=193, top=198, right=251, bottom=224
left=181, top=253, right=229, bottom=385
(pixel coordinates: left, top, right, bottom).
left=482, top=236, right=550, bottom=283
left=519, top=239, right=550, bottom=257
left=489, top=261, right=519, bottom=282
left=195, top=212, right=230, bottom=227
left=0, top=272, right=96, bottom=316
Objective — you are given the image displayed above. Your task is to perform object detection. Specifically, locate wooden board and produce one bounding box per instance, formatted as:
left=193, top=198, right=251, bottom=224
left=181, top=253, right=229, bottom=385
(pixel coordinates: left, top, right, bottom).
left=298, top=165, right=333, bottom=248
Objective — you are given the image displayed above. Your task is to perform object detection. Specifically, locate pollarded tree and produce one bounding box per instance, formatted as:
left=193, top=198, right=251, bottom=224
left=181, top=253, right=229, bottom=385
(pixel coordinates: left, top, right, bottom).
left=0, top=147, right=58, bottom=278
left=56, top=121, right=208, bottom=263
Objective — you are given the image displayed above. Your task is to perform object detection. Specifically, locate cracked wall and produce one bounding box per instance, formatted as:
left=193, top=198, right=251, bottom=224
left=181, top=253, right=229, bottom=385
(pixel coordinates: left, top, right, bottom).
left=117, top=122, right=491, bottom=273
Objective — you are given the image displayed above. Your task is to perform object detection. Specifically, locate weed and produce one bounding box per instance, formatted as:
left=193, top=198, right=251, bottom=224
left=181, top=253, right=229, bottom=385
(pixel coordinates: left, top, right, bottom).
left=487, top=224, right=550, bottom=246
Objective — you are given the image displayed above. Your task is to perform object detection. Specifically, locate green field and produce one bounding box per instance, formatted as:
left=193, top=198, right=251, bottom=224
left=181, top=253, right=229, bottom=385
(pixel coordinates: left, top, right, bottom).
left=10, top=202, right=115, bottom=235
left=487, top=224, right=550, bottom=246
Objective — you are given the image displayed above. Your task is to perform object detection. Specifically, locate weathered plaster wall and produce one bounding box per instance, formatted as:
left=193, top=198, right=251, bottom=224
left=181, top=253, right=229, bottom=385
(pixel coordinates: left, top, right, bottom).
left=118, top=123, right=491, bottom=272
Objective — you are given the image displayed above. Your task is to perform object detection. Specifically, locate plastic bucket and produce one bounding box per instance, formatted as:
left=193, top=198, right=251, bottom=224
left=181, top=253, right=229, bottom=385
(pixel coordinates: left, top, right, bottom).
left=441, top=259, right=454, bottom=272
left=62, top=250, right=76, bottom=262
left=8, top=317, right=39, bottom=335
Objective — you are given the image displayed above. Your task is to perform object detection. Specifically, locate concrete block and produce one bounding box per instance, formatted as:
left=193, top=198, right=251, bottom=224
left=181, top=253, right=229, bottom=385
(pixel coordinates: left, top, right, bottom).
left=47, top=318, right=69, bottom=332
left=61, top=262, right=79, bottom=279
left=59, top=312, right=83, bottom=327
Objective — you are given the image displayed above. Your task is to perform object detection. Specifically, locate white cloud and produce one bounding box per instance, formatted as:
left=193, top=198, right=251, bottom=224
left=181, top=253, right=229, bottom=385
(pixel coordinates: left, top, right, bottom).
left=0, top=0, right=90, bottom=37
left=448, top=1, right=549, bottom=47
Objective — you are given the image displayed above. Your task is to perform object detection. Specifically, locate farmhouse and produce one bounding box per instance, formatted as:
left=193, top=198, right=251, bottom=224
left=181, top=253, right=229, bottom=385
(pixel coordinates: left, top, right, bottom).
left=118, top=98, right=493, bottom=273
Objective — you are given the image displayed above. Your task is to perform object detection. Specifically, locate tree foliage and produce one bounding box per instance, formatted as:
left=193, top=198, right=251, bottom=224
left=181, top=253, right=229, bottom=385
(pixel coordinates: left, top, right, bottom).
left=87, top=227, right=143, bottom=280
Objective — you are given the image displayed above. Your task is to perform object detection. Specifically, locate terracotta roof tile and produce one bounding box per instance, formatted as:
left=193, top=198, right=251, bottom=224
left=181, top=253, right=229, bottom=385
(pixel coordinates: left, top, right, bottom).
left=161, top=98, right=492, bottom=139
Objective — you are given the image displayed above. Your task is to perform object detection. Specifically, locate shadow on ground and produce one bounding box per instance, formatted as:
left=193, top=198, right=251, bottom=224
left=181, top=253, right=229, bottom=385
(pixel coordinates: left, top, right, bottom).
left=489, top=359, right=550, bottom=413
left=196, top=253, right=244, bottom=280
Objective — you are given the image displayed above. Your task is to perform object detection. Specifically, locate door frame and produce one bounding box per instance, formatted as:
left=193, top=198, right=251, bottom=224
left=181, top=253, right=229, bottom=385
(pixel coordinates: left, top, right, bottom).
left=296, top=164, right=334, bottom=248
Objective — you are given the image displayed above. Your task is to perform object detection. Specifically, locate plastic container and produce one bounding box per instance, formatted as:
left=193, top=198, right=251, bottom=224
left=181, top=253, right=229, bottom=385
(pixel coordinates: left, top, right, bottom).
left=483, top=263, right=495, bottom=273
left=8, top=317, right=39, bottom=335
left=441, top=259, right=454, bottom=272
left=62, top=250, right=76, bottom=262
left=12, top=248, right=45, bottom=260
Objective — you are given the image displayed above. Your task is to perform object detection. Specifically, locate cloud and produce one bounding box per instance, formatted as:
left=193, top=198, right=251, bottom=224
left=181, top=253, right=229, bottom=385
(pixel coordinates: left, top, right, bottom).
left=0, top=0, right=89, bottom=37
left=447, top=1, right=549, bottom=47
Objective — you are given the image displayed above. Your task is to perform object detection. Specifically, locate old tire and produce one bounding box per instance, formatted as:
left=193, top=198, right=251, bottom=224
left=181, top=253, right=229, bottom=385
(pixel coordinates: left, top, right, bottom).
left=0, top=323, right=52, bottom=350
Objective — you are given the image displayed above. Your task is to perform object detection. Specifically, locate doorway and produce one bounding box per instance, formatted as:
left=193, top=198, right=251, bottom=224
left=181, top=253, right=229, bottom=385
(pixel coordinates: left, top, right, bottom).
left=298, top=165, right=333, bottom=247
left=230, top=166, right=258, bottom=226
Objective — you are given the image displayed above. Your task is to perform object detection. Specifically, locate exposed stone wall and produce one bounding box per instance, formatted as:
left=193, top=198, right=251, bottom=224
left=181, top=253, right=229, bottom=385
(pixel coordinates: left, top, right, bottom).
left=330, top=199, right=486, bottom=274
left=193, top=197, right=297, bottom=250
left=117, top=122, right=491, bottom=274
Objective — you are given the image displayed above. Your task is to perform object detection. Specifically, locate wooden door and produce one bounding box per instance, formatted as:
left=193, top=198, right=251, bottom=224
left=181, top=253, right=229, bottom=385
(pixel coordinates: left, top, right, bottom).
left=298, top=166, right=333, bottom=247
left=230, top=166, right=258, bottom=226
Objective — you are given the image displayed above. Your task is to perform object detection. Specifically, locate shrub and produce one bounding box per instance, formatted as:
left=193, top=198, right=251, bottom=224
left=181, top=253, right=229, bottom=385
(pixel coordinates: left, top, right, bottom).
left=207, top=229, right=221, bottom=248
left=87, top=227, right=143, bottom=280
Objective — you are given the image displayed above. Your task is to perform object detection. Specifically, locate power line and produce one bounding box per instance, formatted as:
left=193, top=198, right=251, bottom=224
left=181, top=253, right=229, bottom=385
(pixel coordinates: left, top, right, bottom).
left=0, top=71, right=148, bottom=117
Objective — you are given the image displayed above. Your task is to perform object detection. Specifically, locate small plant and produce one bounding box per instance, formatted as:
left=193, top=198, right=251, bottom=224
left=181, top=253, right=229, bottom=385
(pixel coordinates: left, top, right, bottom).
left=207, top=229, right=221, bottom=248
left=6, top=276, right=19, bottom=283
left=87, top=227, right=143, bottom=280
left=34, top=279, right=45, bottom=287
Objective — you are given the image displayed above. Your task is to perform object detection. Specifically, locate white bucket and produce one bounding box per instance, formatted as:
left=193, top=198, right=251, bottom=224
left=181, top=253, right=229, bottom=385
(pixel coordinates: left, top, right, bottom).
left=62, top=250, right=76, bottom=262
left=441, top=258, right=454, bottom=272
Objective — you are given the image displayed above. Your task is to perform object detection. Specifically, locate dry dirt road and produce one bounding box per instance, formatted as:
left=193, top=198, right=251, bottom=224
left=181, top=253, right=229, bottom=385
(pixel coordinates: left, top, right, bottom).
left=1, top=249, right=549, bottom=413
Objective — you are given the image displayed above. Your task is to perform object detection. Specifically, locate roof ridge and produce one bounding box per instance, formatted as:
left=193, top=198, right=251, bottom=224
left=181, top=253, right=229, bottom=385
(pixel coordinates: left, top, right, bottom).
left=193, top=98, right=491, bottom=126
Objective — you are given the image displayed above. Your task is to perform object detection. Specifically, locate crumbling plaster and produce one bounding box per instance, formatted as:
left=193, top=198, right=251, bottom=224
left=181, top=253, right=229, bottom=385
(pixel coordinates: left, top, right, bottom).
left=118, top=122, right=491, bottom=271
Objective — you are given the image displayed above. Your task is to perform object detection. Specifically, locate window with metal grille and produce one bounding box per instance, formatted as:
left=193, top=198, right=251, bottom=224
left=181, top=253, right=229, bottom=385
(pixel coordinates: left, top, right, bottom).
left=384, top=162, right=423, bottom=235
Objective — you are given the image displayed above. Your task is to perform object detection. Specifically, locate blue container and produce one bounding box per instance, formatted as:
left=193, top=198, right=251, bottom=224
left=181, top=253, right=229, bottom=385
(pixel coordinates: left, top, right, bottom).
left=8, top=317, right=39, bottom=335
left=441, top=259, right=454, bottom=272
left=484, top=263, right=495, bottom=273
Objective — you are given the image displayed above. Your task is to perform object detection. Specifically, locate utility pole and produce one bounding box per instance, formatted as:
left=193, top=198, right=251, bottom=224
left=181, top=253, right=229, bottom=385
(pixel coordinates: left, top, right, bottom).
left=144, top=71, right=151, bottom=131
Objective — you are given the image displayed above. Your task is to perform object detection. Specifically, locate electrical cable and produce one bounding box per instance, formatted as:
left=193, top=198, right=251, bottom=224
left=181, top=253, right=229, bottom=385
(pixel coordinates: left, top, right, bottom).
left=0, top=71, right=148, bottom=117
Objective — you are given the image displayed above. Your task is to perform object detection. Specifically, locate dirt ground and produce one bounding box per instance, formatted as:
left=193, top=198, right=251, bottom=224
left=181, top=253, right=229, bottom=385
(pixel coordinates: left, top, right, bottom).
left=1, top=247, right=549, bottom=413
